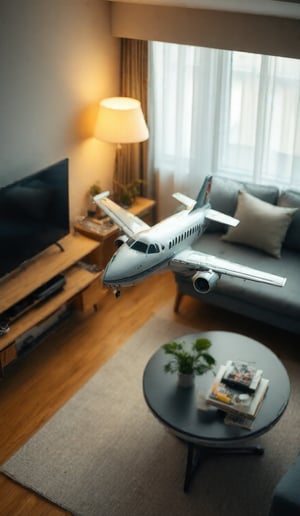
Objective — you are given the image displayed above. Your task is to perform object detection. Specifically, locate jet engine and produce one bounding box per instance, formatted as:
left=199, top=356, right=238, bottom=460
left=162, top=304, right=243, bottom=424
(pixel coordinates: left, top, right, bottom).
left=192, top=270, right=220, bottom=294
left=115, top=235, right=128, bottom=248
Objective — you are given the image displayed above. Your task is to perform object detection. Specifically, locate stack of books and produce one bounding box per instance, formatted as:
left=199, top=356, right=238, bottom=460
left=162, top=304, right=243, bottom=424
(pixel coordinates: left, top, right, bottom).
left=205, top=360, right=269, bottom=429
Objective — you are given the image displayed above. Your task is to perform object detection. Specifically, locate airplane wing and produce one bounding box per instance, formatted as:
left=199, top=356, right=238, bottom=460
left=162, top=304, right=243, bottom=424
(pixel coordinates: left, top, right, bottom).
left=171, top=249, right=286, bottom=287
left=93, top=191, right=150, bottom=237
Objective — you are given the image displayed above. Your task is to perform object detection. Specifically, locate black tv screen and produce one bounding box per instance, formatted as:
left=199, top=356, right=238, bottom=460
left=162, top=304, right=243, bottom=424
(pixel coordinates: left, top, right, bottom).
left=0, top=158, right=70, bottom=278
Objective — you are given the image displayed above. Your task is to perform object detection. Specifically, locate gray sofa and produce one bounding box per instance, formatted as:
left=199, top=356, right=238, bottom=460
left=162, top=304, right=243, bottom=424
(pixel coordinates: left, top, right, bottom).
left=174, top=176, right=300, bottom=335
left=269, top=451, right=300, bottom=515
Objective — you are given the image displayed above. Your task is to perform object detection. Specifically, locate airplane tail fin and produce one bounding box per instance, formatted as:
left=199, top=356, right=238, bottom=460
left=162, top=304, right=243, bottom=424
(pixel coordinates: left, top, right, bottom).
left=191, top=175, right=212, bottom=211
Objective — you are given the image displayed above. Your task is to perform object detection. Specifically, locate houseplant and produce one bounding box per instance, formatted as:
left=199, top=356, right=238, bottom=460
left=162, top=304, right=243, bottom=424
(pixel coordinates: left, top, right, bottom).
left=113, top=179, right=144, bottom=207
left=162, top=337, right=215, bottom=387
left=87, top=182, right=102, bottom=217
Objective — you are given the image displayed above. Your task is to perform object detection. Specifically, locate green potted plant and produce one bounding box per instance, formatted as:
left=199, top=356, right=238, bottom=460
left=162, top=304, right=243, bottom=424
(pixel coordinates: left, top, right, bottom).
left=162, top=337, right=215, bottom=387
left=113, top=179, right=144, bottom=207
left=87, top=182, right=102, bottom=217
left=89, top=183, right=102, bottom=197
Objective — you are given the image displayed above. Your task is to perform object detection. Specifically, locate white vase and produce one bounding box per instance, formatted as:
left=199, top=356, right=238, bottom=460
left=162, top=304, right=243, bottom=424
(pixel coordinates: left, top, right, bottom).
left=178, top=372, right=195, bottom=388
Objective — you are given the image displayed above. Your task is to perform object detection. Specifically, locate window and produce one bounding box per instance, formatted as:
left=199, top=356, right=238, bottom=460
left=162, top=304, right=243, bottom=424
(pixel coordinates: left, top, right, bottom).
left=218, top=52, right=300, bottom=185
left=149, top=42, right=300, bottom=218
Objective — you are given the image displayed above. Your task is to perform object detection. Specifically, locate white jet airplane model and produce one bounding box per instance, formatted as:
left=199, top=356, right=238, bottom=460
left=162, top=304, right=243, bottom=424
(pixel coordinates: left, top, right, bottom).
left=94, top=176, right=286, bottom=297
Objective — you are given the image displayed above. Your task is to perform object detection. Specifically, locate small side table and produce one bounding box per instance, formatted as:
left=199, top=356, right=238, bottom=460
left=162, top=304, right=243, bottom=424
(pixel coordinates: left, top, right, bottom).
left=73, top=197, right=156, bottom=269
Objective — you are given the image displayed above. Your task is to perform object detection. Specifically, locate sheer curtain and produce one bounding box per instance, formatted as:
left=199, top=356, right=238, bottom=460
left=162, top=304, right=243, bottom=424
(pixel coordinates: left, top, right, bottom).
left=149, top=42, right=300, bottom=219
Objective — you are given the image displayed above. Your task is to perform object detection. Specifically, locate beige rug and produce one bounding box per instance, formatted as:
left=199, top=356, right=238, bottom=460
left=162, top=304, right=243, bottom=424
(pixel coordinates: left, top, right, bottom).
left=1, top=304, right=300, bottom=516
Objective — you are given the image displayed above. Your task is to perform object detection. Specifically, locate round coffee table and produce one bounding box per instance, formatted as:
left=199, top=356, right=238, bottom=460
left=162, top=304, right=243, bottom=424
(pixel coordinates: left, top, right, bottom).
left=143, top=331, right=290, bottom=492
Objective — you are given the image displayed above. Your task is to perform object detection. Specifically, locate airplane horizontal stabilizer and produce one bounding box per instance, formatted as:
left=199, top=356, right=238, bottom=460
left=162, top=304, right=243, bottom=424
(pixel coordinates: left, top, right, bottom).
left=172, top=192, right=196, bottom=210
left=205, top=209, right=239, bottom=228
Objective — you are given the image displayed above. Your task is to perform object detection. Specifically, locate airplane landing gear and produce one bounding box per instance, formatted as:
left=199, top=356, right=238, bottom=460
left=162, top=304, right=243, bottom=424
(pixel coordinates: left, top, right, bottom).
left=113, top=289, right=121, bottom=298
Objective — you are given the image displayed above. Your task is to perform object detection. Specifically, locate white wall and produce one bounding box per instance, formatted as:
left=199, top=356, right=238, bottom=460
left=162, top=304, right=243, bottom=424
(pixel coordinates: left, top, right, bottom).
left=0, top=0, right=120, bottom=221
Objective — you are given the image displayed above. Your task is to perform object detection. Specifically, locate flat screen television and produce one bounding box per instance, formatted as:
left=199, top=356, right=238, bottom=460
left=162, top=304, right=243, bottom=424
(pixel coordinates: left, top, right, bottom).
left=0, top=158, right=70, bottom=278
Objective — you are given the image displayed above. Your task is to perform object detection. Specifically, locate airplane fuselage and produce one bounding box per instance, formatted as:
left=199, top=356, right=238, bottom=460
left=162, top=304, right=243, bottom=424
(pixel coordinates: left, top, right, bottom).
left=95, top=175, right=286, bottom=294
left=103, top=204, right=209, bottom=288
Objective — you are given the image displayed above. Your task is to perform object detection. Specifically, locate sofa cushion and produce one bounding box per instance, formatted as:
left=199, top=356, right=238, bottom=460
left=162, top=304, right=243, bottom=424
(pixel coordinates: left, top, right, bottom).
left=278, top=190, right=300, bottom=252
left=222, top=191, right=297, bottom=258
left=208, top=176, right=279, bottom=233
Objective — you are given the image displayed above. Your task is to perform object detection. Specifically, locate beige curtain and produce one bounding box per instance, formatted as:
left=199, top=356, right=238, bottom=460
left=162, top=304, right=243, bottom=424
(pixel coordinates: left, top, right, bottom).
left=114, top=39, right=149, bottom=202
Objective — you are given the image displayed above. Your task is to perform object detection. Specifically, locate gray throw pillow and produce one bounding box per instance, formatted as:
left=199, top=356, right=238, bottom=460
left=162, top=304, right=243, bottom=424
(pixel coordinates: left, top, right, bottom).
left=278, top=190, right=300, bottom=252
left=222, top=190, right=297, bottom=258
left=207, top=176, right=279, bottom=233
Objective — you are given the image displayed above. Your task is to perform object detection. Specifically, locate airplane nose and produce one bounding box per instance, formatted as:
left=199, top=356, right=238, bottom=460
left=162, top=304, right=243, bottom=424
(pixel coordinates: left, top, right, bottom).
left=103, top=255, right=121, bottom=284
left=103, top=247, right=141, bottom=286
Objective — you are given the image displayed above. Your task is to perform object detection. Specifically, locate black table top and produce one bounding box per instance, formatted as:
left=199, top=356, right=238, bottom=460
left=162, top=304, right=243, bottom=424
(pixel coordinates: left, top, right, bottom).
left=143, top=331, right=290, bottom=445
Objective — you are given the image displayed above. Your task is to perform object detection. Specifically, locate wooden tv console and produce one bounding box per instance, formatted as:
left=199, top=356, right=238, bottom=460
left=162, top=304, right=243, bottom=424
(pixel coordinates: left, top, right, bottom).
left=0, top=233, right=103, bottom=375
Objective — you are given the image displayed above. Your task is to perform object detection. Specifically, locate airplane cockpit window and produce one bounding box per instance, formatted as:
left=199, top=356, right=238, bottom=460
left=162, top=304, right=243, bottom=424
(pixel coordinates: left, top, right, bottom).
left=127, top=238, right=160, bottom=254
left=128, top=239, right=148, bottom=253
left=148, top=243, right=160, bottom=254
left=133, top=241, right=147, bottom=253
left=127, top=238, right=135, bottom=247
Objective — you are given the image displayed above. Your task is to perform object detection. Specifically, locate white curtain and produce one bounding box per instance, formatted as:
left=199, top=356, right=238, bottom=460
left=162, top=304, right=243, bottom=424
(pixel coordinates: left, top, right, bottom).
left=149, top=42, right=300, bottom=219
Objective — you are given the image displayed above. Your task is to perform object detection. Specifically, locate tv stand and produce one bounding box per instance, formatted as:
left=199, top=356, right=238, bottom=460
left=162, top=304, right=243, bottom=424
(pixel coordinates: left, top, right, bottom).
left=0, top=233, right=104, bottom=375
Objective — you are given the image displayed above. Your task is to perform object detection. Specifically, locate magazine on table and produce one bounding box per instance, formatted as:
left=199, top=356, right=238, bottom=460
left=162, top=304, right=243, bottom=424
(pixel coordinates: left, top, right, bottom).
left=206, top=365, right=269, bottom=420
left=223, top=413, right=254, bottom=430
left=222, top=360, right=263, bottom=393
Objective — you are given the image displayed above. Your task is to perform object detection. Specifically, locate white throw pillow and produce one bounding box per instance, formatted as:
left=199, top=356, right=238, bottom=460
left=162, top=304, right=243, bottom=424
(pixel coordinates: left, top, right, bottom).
left=222, top=190, right=297, bottom=258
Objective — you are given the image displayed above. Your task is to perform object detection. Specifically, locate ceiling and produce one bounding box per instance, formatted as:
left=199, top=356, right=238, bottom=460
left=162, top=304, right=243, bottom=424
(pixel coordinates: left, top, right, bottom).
left=110, top=0, right=300, bottom=20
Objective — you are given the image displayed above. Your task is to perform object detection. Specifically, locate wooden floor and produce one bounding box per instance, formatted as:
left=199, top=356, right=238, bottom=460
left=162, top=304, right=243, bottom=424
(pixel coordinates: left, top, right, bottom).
left=0, top=271, right=299, bottom=515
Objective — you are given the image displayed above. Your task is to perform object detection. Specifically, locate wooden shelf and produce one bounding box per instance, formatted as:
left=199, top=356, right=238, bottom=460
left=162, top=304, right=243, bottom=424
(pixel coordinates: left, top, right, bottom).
left=0, top=233, right=100, bottom=313
left=0, top=267, right=101, bottom=351
left=0, top=233, right=104, bottom=372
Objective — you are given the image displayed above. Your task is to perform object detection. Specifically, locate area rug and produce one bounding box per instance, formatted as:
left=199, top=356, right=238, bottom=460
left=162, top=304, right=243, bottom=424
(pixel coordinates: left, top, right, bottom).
left=1, top=304, right=300, bottom=516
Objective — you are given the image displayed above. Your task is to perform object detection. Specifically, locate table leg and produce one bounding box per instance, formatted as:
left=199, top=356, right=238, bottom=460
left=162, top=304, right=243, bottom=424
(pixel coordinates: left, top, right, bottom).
left=184, top=443, right=209, bottom=493
left=183, top=442, right=264, bottom=493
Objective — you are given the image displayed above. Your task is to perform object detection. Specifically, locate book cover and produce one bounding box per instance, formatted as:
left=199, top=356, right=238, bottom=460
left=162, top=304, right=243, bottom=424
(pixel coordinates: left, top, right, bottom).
left=222, top=360, right=263, bottom=393
left=206, top=365, right=269, bottom=420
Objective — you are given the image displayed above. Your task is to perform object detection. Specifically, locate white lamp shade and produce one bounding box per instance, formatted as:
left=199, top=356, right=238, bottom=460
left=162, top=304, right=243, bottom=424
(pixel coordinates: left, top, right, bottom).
left=94, top=97, right=149, bottom=144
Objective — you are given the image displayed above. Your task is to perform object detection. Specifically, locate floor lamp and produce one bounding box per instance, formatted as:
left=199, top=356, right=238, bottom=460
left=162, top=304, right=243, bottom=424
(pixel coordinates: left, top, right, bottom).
left=94, top=97, right=149, bottom=202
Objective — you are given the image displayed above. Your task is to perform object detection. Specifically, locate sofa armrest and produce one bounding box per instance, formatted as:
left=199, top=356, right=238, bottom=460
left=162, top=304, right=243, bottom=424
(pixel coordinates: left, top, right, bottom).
left=269, top=453, right=300, bottom=515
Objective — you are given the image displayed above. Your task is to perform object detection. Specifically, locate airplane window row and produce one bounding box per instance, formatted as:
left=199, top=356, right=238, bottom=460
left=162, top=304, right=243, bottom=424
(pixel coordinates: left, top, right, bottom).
left=168, top=224, right=201, bottom=249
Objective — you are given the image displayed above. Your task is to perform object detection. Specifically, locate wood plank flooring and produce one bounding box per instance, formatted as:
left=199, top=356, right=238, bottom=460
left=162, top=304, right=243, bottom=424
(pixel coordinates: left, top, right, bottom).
left=0, top=271, right=299, bottom=515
